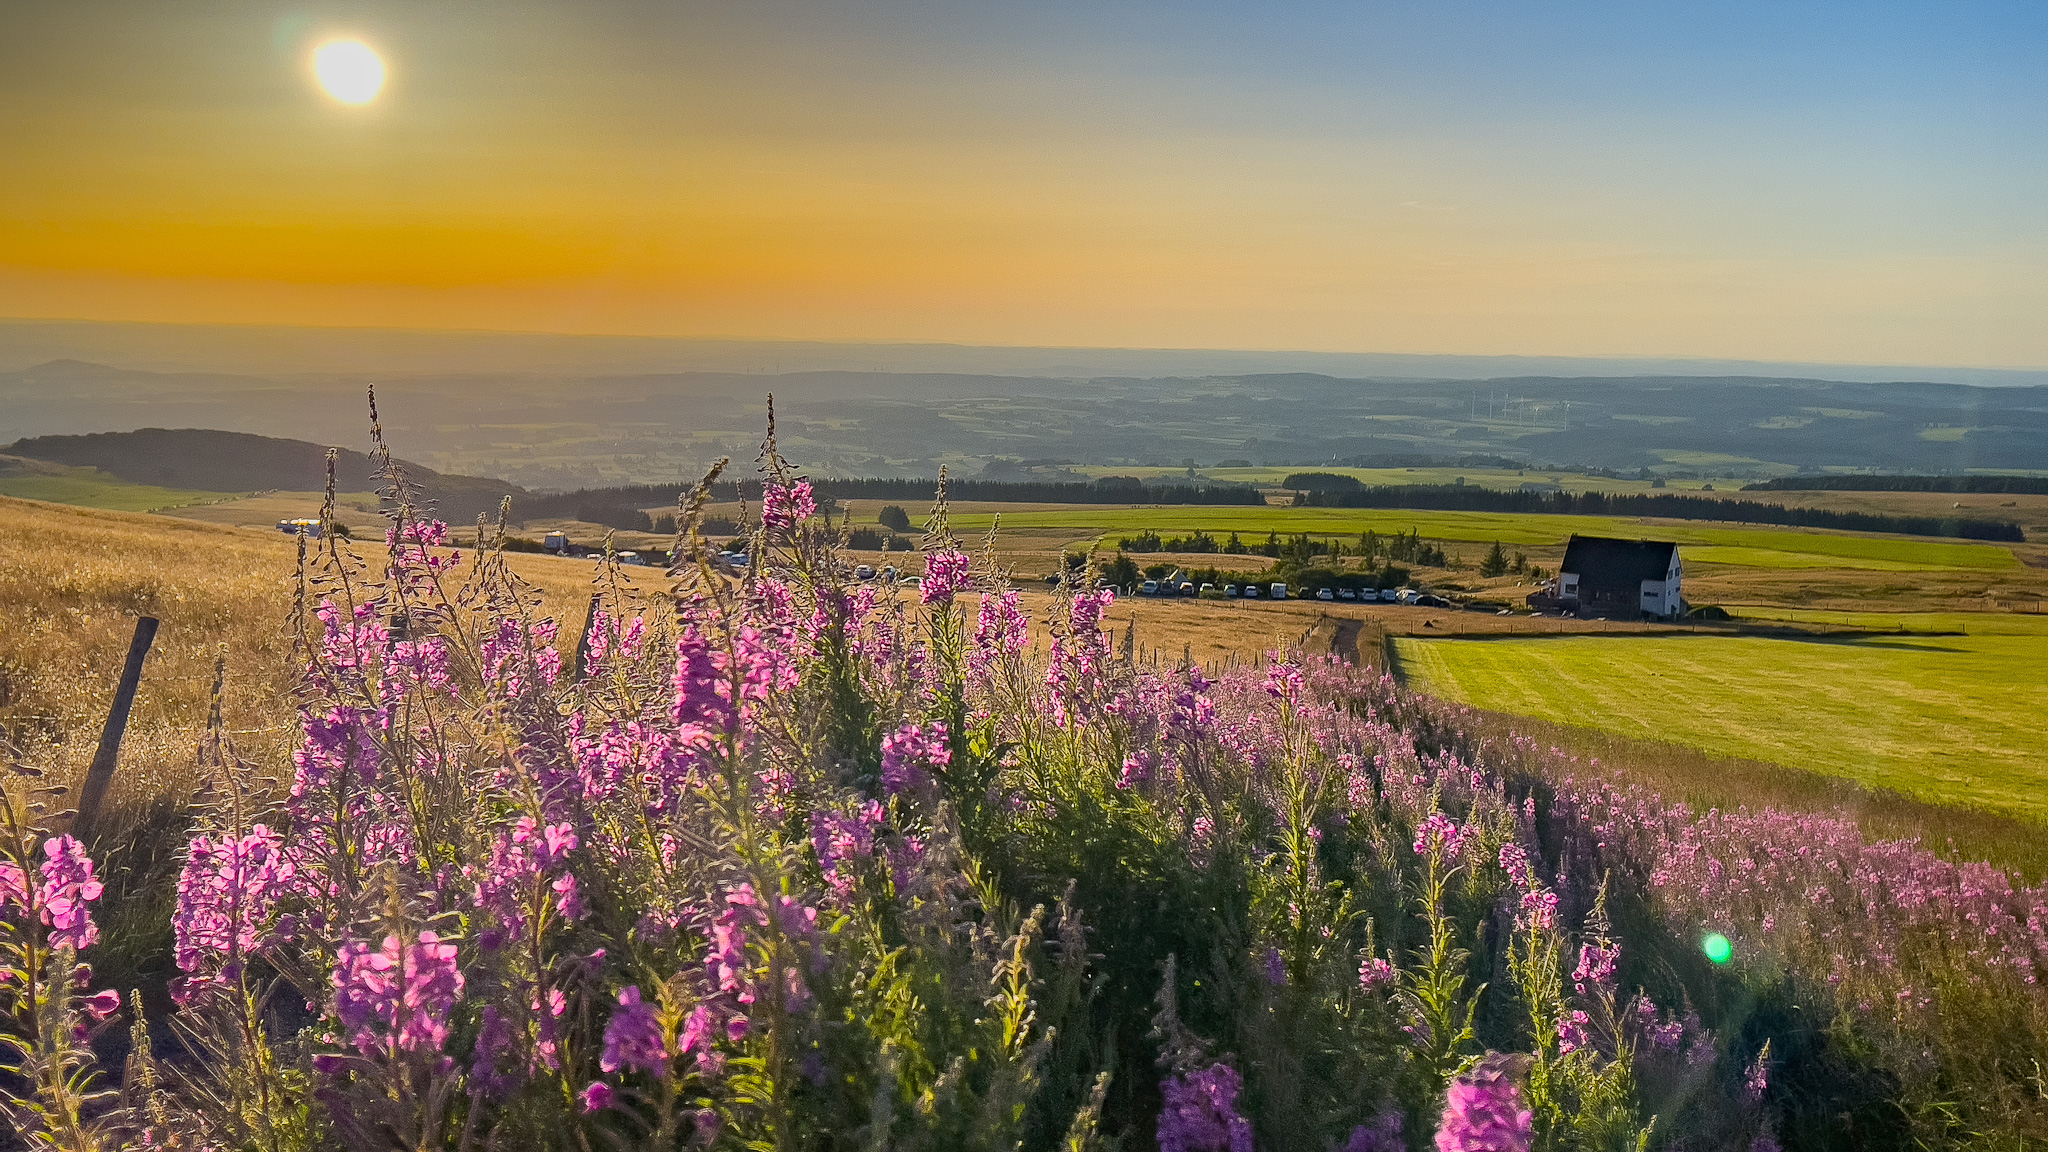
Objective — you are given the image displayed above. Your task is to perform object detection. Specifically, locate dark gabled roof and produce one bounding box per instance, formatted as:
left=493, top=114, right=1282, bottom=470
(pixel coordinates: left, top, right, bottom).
left=1560, top=535, right=1678, bottom=588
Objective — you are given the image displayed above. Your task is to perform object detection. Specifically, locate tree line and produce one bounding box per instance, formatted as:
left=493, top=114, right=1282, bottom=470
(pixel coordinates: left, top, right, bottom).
left=1746, top=475, right=2048, bottom=496
left=1294, top=484, right=2024, bottom=542
left=513, top=475, right=1262, bottom=525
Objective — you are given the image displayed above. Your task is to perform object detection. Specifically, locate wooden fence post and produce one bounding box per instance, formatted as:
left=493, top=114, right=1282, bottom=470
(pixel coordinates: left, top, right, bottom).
left=70, top=615, right=158, bottom=844
left=573, top=593, right=604, bottom=681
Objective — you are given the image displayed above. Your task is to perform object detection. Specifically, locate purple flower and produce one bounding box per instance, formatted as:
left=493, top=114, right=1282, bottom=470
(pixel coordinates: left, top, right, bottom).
left=1344, top=1109, right=1404, bottom=1152
left=580, top=1081, right=616, bottom=1113
left=1572, top=941, right=1619, bottom=995
left=1557, top=1010, right=1590, bottom=1055
left=173, top=825, right=292, bottom=984
left=1412, top=813, right=1469, bottom=862
left=1358, top=955, right=1397, bottom=992
left=921, top=550, right=972, bottom=603
left=601, top=986, right=668, bottom=1074
left=761, top=479, right=816, bottom=533
left=330, top=931, right=465, bottom=1056
left=81, top=988, right=122, bottom=1020
left=1264, top=947, right=1286, bottom=987
left=1742, top=1046, right=1771, bottom=1105
left=1435, top=1055, right=1533, bottom=1151
left=1157, top=1063, right=1255, bottom=1152
left=37, top=836, right=104, bottom=951
left=881, top=721, right=950, bottom=793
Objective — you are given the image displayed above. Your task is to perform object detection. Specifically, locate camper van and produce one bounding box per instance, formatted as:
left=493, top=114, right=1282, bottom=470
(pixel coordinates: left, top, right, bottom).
left=1269, top=582, right=1288, bottom=600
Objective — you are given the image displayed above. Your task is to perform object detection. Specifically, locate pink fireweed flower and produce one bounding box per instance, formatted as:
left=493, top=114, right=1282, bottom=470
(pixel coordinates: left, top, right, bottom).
left=173, top=824, right=293, bottom=983
left=1157, top=1063, right=1255, bottom=1152
left=1413, top=813, right=1470, bottom=862
left=1572, top=940, right=1620, bottom=995
left=601, top=986, right=668, bottom=1074
left=1264, top=660, right=1306, bottom=706
left=761, top=479, right=816, bottom=533
left=330, top=931, right=465, bottom=1055
left=921, top=550, right=972, bottom=603
left=580, top=1081, right=616, bottom=1113
left=881, top=721, right=950, bottom=793
left=1436, top=1055, right=1534, bottom=1151
left=82, top=988, right=122, bottom=1020
left=1358, top=955, right=1397, bottom=992
left=1498, top=843, right=1533, bottom=890
left=969, top=590, right=1029, bottom=683
left=37, top=835, right=104, bottom=951
left=1557, top=1010, right=1591, bottom=1055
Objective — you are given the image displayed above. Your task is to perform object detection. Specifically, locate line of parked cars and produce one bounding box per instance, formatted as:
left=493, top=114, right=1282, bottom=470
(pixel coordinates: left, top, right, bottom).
left=1132, top=580, right=1452, bottom=608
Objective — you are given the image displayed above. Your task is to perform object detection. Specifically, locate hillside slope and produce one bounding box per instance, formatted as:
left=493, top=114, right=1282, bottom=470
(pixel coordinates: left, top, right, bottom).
left=5, top=428, right=526, bottom=523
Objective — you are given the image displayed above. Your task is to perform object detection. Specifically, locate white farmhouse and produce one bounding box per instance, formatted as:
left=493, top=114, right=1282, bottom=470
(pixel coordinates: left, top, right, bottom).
left=1555, top=535, right=1683, bottom=619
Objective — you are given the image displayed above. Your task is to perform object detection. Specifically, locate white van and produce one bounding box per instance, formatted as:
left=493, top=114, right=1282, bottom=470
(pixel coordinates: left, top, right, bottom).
left=1270, top=582, right=1288, bottom=600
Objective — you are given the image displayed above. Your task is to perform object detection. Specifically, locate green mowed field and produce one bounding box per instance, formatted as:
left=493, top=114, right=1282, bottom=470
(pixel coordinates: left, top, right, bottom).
left=0, top=470, right=238, bottom=513
left=1392, top=612, right=2048, bottom=822
left=949, top=505, right=2021, bottom=572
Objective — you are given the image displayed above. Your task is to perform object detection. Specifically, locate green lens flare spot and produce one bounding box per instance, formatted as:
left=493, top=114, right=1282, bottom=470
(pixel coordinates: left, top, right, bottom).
left=1702, top=933, right=1733, bottom=965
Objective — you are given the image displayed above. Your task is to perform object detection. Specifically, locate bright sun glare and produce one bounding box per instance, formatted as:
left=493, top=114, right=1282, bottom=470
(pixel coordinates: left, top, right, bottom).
left=312, top=39, right=385, bottom=105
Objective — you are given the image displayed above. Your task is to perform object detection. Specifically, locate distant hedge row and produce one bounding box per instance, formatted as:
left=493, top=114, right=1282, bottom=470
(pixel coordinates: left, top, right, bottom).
left=1746, top=475, right=2048, bottom=496
left=1294, top=485, right=2026, bottom=542
left=514, top=476, right=1262, bottom=523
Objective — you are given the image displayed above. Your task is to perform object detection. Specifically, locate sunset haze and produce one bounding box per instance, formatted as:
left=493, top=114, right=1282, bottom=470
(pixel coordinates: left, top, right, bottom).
left=3, top=0, right=2043, bottom=366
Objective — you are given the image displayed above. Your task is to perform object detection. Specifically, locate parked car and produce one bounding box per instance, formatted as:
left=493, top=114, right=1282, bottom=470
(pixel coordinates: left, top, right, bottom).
left=1414, top=594, right=1451, bottom=608
left=1179, top=582, right=1196, bottom=596
left=1316, top=587, right=1334, bottom=601
left=1338, top=587, right=1357, bottom=601
left=1270, top=582, right=1288, bottom=600
left=1224, top=584, right=1239, bottom=597
left=616, top=550, right=646, bottom=566
left=854, top=564, right=875, bottom=580
left=1141, top=580, right=1159, bottom=595
left=1241, top=584, right=1258, bottom=598
left=1199, top=583, right=1215, bottom=595
left=1395, top=588, right=1418, bottom=604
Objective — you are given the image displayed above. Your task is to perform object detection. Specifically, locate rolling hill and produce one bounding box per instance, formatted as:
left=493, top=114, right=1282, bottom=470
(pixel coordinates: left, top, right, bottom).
left=3, top=428, right=525, bottom=523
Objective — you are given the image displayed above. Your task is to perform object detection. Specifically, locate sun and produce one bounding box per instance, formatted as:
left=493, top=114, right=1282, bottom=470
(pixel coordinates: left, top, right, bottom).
left=312, top=39, right=386, bottom=105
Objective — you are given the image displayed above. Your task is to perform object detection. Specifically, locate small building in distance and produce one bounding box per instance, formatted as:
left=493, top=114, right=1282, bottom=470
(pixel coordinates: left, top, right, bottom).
left=1531, top=535, right=1683, bottom=618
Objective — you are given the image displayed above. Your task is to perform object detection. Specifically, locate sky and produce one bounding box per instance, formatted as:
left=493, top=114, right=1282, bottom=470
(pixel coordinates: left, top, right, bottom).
left=1, top=1, right=2044, bottom=367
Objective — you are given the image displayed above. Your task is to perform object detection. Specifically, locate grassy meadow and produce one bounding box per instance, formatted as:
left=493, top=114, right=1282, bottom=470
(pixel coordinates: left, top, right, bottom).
left=1391, top=612, right=2048, bottom=824
left=939, top=503, right=2026, bottom=570
left=0, top=460, right=240, bottom=513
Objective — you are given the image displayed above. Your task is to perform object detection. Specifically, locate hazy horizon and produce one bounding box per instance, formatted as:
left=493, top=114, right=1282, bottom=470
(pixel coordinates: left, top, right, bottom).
left=5, top=316, right=2047, bottom=389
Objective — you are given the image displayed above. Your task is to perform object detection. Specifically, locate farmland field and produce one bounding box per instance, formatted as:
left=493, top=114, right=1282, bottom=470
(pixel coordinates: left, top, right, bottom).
left=943, top=504, right=2025, bottom=571
left=1392, top=613, right=2048, bottom=823
left=0, top=464, right=237, bottom=513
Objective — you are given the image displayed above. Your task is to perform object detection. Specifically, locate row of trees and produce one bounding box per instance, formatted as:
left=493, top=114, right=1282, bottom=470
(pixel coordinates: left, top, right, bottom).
left=1114, top=528, right=1453, bottom=568
left=1295, top=484, right=2025, bottom=541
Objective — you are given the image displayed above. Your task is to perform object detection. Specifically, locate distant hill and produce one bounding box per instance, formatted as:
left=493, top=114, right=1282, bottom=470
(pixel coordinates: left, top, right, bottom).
left=4, top=429, right=526, bottom=523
